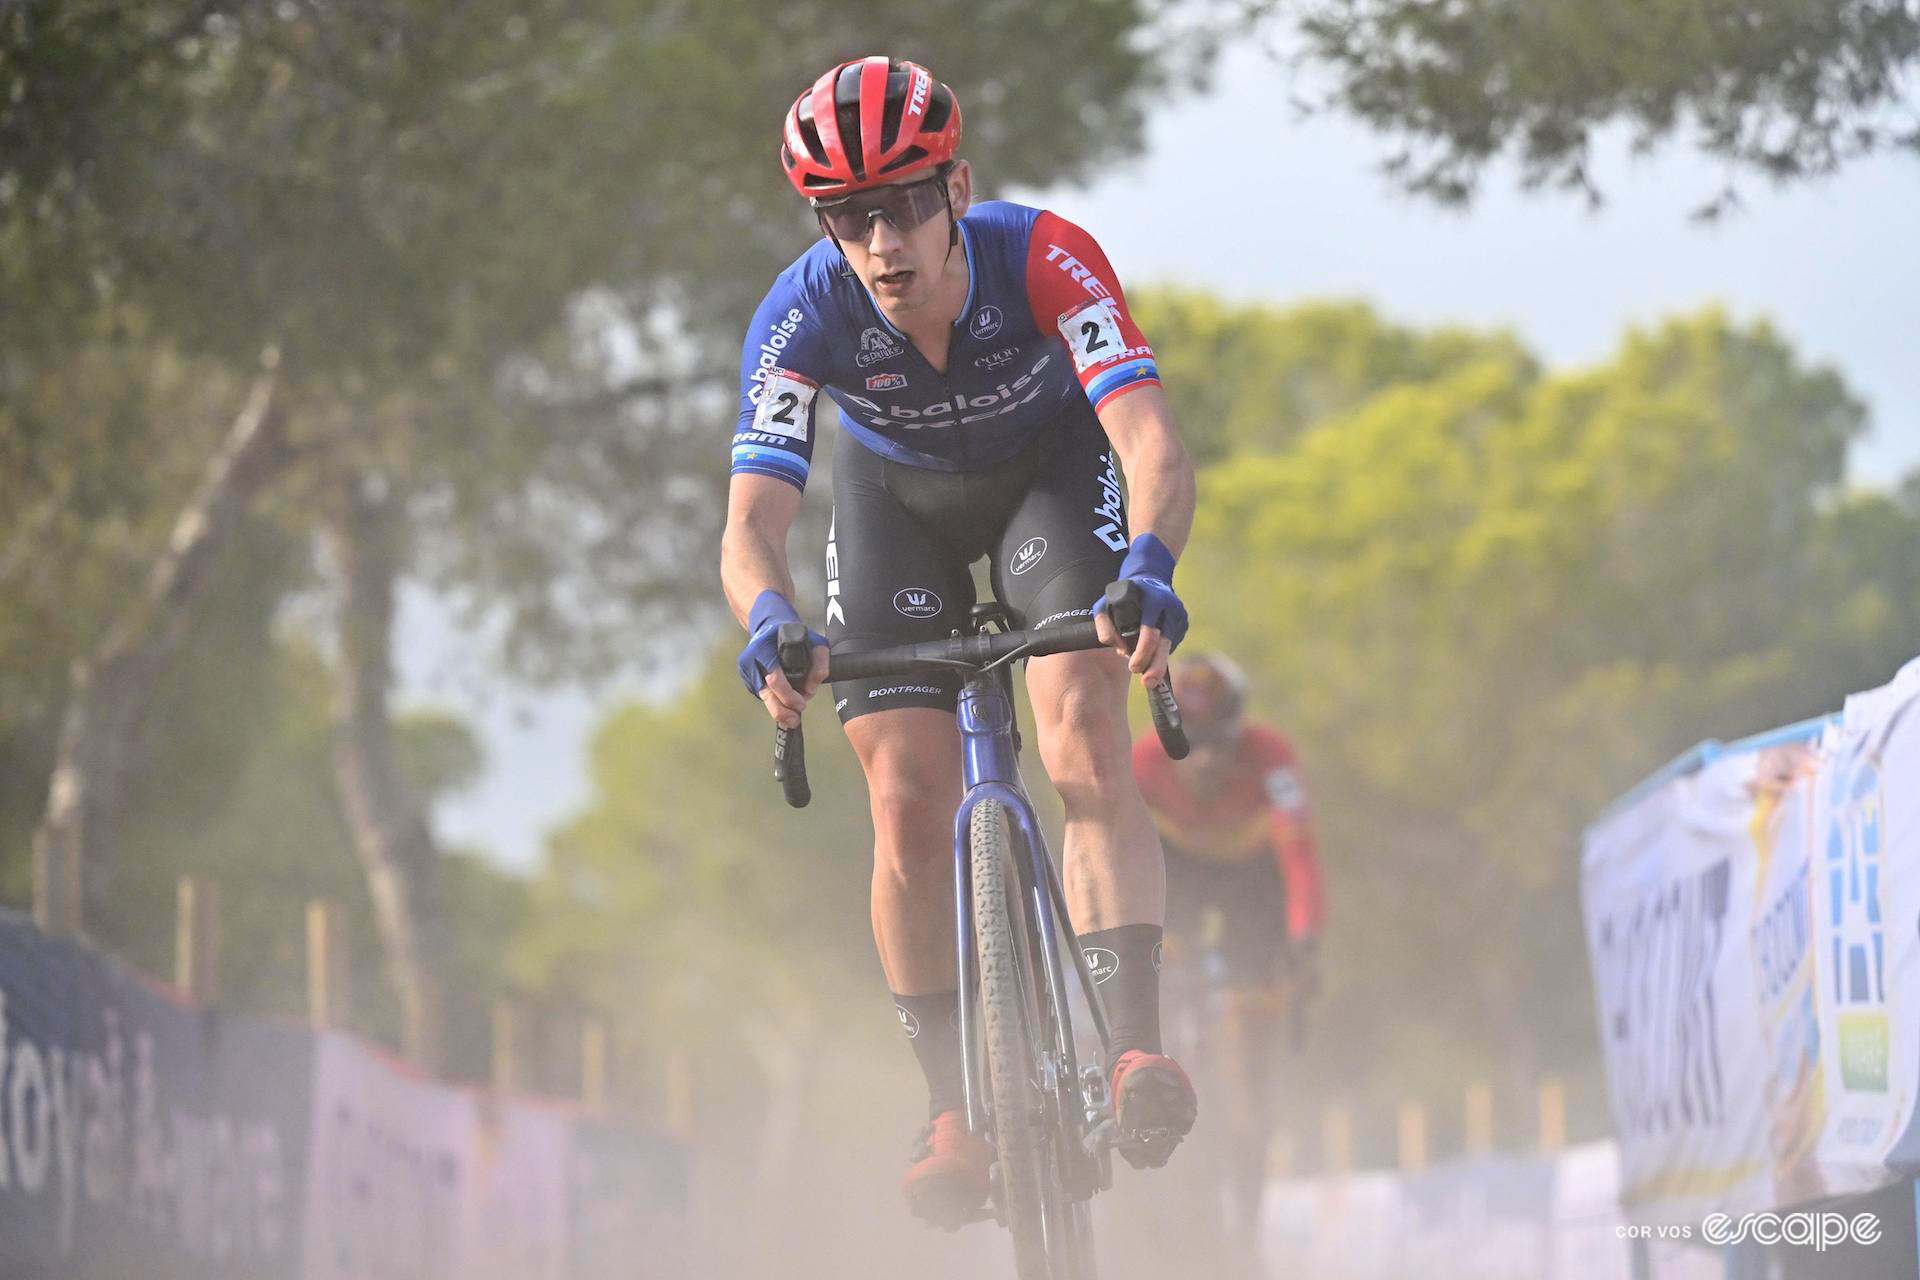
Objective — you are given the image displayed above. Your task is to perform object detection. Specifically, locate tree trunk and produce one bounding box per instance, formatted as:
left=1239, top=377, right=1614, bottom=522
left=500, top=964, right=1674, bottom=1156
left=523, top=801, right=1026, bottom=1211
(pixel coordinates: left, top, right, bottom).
left=33, top=368, right=287, bottom=935
left=323, top=469, right=452, bottom=1071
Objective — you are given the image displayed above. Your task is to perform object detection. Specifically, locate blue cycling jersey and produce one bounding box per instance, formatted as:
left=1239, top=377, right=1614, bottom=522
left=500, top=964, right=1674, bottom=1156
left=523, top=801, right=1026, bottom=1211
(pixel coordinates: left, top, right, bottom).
left=731, top=200, right=1160, bottom=489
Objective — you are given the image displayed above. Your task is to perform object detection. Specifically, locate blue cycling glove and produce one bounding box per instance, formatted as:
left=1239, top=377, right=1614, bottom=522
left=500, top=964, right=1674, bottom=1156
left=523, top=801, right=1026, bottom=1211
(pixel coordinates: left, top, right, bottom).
left=1092, top=532, right=1189, bottom=651
left=737, top=590, right=827, bottom=698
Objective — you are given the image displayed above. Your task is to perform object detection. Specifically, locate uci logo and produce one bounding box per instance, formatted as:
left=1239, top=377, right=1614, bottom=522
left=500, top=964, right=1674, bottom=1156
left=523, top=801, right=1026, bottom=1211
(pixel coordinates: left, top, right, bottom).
left=893, top=587, right=943, bottom=618
left=969, top=305, right=1003, bottom=340
left=1010, top=536, right=1047, bottom=576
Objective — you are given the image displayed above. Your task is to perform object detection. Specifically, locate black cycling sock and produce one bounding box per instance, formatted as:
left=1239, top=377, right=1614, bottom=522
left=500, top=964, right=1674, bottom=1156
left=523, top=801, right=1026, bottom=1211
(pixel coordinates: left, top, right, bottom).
left=893, top=990, right=967, bottom=1120
left=1081, top=923, right=1164, bottom=1062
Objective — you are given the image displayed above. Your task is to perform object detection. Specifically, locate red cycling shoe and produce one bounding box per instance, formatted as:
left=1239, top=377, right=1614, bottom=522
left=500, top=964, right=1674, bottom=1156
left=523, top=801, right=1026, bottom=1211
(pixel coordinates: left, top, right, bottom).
left=1110, top=1050, right=1199, bottom=1169
left=903, top=1109, right=994, bottom=1230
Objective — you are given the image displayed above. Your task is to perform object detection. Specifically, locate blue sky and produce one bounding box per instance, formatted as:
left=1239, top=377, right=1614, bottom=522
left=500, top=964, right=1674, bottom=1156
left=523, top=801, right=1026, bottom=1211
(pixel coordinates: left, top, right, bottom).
left=410, top=44, right=1920, bottom=872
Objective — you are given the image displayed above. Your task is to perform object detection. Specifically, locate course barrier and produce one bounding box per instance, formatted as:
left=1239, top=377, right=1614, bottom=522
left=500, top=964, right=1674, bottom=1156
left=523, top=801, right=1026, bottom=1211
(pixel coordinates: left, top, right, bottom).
left=1581, top=656, right=1919, bottom=1225
left=0, top=910, right=686, bottom=1279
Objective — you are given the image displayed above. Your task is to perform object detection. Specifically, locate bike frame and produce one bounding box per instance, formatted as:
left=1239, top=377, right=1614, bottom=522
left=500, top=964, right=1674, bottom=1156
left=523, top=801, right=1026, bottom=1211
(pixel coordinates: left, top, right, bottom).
left=948, top=660, right=1114, bottom=1155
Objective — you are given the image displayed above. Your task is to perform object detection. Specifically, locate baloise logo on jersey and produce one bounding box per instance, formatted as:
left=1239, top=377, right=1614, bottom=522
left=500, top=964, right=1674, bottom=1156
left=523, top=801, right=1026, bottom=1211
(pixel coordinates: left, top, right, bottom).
left=746, top=307, right=806, bottom=404
left=843, top=352, right=1056, bottom=431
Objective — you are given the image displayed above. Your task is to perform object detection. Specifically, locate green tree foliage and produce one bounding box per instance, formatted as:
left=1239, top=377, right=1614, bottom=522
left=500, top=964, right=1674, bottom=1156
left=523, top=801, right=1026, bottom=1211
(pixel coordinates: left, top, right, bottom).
left=1271, top=0, right=1920, bottom=211
left=1131, top=290, right=1535, bottom=464
left=2, top=0, right=1171, bottom=1062
left=1174, top=302, right=1918, bottom=1130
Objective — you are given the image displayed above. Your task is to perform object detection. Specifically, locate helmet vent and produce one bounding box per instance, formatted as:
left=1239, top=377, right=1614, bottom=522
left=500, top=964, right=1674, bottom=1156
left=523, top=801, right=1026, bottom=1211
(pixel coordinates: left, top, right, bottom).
left=877, top=146, right=928, bottom=175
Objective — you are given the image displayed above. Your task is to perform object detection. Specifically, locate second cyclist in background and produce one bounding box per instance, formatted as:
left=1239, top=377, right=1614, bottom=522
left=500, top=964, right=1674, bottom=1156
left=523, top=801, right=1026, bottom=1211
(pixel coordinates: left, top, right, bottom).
left=1131, top=652, right=1324, bottom=1266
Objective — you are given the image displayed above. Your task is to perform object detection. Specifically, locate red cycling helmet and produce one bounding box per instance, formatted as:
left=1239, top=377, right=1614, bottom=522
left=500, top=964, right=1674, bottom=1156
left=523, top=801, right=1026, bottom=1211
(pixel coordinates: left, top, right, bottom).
left=780, top=56, right=963, bottom=199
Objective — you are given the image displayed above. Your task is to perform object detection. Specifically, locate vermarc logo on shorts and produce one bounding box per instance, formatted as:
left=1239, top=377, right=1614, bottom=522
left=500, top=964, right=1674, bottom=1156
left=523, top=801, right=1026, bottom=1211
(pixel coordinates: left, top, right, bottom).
left=893, top=587, right=943, bottom=618
left=1010, top=536, right=1048, bottom=576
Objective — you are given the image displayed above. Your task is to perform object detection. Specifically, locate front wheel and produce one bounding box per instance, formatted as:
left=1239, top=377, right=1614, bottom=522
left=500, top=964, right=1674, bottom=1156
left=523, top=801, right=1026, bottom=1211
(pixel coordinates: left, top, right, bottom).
left=972, top=798, right=1061, bottom=1277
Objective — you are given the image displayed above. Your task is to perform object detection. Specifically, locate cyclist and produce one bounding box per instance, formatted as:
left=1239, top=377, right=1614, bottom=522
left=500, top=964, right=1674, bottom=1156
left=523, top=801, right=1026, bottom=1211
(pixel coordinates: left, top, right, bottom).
left=721, top=57, right=1199, bottom=1228
left=1130, top=651, right=1324, bottom=1265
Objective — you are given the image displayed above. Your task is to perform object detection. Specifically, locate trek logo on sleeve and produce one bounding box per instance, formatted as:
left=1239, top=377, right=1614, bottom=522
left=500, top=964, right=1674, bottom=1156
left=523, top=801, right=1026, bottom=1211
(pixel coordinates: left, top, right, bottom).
left=1042, top=243, right=1113, bottom=300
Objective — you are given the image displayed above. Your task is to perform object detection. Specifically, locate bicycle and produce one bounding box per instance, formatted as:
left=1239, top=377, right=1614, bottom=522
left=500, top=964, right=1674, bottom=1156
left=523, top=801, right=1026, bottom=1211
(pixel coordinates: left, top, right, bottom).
left=767, top=582, right=1188, bottom=1280
left=1159, top=926, right=1310, bottom=1279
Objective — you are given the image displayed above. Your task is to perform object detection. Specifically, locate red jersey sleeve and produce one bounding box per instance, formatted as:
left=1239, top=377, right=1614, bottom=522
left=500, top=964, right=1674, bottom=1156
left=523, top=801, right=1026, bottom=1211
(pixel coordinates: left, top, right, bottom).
left=1024, top=210, right=1161, bottom=413
left=1247, top=727, right=1325, bottom=939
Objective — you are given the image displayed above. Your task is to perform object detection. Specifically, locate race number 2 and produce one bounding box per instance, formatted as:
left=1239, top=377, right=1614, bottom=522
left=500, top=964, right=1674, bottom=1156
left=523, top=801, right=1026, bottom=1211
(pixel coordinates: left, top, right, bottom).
left=753, top=369, right=819, bottom=442
left=1059, top=301, right=1126, bottom=374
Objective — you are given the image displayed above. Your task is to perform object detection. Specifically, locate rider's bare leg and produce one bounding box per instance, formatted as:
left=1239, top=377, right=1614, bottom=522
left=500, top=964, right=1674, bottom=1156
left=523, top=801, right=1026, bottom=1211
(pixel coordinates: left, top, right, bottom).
left=846, top=707, right=965, bottom=992
left=1027, top=645, right=1173, bottom=1072
left=1024, top=646, right=1165, bottom=929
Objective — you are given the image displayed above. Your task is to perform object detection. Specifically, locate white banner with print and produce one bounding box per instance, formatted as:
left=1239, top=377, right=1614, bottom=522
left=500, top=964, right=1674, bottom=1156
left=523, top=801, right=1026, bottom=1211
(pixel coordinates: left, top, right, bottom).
left=1810, top=657, right=1920, bottom=1187
left=301, top=1033, right=482, bottom=1280
left=300, top=1034, right=573, bottom=1280
left=1582, top=753, right=1778, bottom=1224
left=1582, top=655, right=1920, bottom=1223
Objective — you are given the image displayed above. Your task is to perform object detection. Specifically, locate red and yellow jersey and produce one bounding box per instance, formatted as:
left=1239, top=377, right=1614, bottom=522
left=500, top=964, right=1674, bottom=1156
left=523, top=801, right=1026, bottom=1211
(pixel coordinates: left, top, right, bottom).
left=1131, top=723, right=1326, bottom=940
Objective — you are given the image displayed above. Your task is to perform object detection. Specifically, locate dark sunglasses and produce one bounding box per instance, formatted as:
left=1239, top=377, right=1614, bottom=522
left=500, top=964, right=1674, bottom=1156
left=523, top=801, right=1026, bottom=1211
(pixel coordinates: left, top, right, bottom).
left=812, top=168, right=952, bottom=245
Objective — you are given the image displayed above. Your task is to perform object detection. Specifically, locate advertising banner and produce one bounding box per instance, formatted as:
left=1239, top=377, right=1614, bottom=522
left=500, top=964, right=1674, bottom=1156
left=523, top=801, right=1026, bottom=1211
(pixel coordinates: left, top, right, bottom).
left=1583, top=655, right=1920, bottom=1223
left=1581, top=754, right=1777, bottom=1223
left=0, top=913, right=311, bottom=1280
left=1818, top=658, right=1920, bottom=1178
left=300, top=1031, right=478, bottom=1280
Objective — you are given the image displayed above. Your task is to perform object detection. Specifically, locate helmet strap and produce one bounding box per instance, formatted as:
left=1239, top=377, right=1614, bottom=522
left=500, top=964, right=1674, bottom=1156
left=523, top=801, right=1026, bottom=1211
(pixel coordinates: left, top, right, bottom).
left=942, top=166, right=959, bottom=261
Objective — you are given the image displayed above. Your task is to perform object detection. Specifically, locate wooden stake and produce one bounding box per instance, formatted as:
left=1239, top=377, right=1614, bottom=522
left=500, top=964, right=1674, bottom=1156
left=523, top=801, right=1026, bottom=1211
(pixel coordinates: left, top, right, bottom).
left=305, top=900, right=349, bottom=1030
left=666, top=1045, right=694, bottom=1139
left=1539, top=1076, right=1567, bottom=1153
left=581, top=1019, right=609, bottom=1110
left=174, top=876, right=219, bottom=1002
left=1322, top=1100, right=1352, bottom=1176
left=492, top=1000, right=520, bottom=1093
left=1397, top=1099, right=1428, bottom=1171
left=1465, top=1080, right=1494, bottom=1156
left=32, top=804, right=83, bottom=936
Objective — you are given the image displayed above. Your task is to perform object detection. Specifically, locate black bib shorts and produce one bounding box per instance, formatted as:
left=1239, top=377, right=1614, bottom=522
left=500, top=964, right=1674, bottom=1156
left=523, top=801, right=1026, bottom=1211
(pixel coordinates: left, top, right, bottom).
left=824, top=402, right=1128, bottom=723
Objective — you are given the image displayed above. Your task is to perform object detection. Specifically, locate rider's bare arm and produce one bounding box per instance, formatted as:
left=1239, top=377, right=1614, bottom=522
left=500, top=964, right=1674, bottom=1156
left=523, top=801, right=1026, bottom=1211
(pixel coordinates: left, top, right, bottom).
left=1094, top=385, right=1195, bottom=681
left=722, top=472, right=804, bottom=625
left=723, top=473, right=827, bottom=722
left=1097, top=384, right=1194, bottom=559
